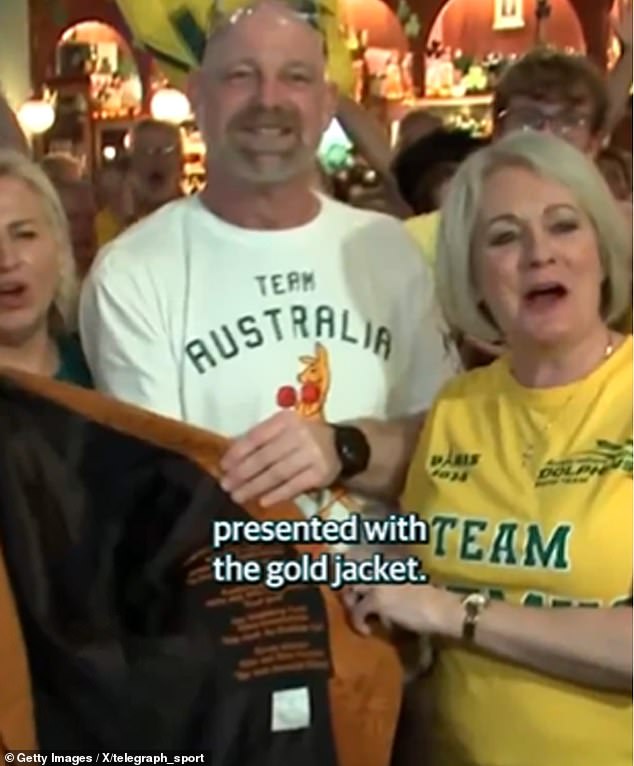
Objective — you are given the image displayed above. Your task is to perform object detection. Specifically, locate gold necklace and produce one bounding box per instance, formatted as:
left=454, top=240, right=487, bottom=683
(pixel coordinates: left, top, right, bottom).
left=519, top=334, right=615, bottom=470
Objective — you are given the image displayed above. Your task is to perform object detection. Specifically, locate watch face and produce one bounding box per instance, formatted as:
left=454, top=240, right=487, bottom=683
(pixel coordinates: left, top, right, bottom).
left=335, top=426, right=370, bottom=479
left=463, top=593, right=489, bottom=618
left=466, top=593, right=488, bottom=608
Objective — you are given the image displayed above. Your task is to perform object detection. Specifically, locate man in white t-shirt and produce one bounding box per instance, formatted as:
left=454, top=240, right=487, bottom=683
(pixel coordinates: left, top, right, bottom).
left=79, top=0, right=456, bottom=513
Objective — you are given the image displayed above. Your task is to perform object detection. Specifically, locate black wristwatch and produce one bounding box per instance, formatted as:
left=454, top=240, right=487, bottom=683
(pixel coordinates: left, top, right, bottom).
left=331, top=424, right=371, bottom=480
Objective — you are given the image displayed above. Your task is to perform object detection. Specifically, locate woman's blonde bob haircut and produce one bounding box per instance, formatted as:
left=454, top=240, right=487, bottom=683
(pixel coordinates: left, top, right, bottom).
left=0, top=149, right=77, bottom=334
left=436, top=130, right=632, bottom=344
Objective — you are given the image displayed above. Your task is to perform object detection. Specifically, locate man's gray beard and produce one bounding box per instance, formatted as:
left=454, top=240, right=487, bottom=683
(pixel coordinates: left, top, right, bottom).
left=216, top=144, right=316, bottom=186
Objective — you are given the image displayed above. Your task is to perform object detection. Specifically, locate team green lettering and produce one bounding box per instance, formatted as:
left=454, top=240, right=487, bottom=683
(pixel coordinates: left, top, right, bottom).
left=522, top=591, right=546, bottom=607
left=431, top=515, right=459, bottom=557
left=551, top=598, right=602, bottom=608
left=459, top=519, right=488, bottom=561
left=489, top=522, right=519, bottom=566
left=430, top=516, right=572, bottom=571
left=522, top=523, right=572, bottom=570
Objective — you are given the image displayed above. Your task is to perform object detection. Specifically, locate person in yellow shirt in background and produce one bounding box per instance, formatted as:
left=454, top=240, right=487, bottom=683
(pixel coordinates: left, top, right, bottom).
left=95, top=157, right=132, bottom=248
left=406, top=48, right=620, bottom=266
left=126, top=119, right=184, bottom=221
left=404, top=4, right=633, bottom=262
left=95, top=119, right=184, bottom=250
left=405, top=45, right=633, bottom=364
left=392, top=128, right=486, bottom=268
left=344, top=131, right=632, bottom=766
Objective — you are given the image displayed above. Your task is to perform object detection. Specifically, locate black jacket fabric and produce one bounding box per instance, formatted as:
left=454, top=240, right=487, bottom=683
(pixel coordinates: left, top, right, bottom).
left=0, top=377, right=339, bottom=763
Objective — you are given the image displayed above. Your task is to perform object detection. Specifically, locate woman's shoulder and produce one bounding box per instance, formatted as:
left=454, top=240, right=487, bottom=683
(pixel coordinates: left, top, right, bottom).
left=55, top=334, right=93, bottom=388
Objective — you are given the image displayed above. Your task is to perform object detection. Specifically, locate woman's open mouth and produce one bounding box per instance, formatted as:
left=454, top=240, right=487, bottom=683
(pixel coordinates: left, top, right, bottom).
left=0, top=282, right=28, bottom=310
left=523, top=282, right=569, bottom=310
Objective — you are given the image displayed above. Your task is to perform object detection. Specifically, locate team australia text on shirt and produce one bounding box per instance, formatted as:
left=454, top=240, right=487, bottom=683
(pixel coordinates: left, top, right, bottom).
left=184, top=301, right=393, bottom=374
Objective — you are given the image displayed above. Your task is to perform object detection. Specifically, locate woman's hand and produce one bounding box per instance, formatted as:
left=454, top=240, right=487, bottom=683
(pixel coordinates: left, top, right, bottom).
left=344, top=583, right=634, bottom=693
left=343, top=582, right=463, bottom=638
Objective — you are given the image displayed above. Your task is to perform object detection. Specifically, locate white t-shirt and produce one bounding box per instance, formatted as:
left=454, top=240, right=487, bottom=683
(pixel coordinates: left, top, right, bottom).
left=80, top=193, right=455, bottom=437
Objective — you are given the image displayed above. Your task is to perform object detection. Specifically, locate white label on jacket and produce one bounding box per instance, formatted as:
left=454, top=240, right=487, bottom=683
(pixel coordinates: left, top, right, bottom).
left=271, top=687, right=311, bottom=732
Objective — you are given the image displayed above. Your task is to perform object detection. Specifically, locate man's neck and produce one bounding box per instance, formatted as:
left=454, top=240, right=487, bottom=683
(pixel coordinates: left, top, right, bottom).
left=0, top=328, right=59, bottom=377
left=508, top=324, right=617, bottom=388
left=199, top=171, right=320, bottom=230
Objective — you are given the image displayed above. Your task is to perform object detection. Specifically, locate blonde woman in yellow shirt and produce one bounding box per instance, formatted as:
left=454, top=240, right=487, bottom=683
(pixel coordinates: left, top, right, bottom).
left=345, top=131, right=632, bottom=766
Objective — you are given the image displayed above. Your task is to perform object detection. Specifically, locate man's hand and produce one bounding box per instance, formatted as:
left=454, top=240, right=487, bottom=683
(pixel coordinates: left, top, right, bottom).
left=220, top=411, right=342, bottom=507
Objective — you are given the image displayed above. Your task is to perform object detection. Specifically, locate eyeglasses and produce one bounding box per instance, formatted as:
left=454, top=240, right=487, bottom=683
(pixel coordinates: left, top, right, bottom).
left=497, top=107, right=592, bottom=139
left=135, top=145, right=179, bottom=157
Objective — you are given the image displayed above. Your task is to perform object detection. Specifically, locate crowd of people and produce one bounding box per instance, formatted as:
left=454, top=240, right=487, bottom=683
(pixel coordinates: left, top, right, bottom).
left=0, top=0, right=632, bottom=763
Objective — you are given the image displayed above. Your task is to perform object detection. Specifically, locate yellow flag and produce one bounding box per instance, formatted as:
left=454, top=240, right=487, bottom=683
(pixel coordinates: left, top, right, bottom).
left=115, top=0, right=354, bottom=94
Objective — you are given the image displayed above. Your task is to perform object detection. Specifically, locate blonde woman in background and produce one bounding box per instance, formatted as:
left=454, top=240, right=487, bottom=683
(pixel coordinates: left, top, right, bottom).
left=345, top=132, right=632, bottom=766
left=0, top=104, right=88, bottom=762
left=0, top=149, right=91, bottom=386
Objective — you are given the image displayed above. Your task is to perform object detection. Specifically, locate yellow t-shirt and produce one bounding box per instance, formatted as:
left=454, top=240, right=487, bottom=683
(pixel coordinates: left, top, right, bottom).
left=403, top=336, right=633, bottom=766
left=404, top=211, right=440, bottom=269
left=95, top=207, right=124, bottom=249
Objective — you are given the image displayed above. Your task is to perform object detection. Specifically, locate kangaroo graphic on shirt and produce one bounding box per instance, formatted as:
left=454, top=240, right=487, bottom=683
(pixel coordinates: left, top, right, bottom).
left=276, top=342, right=330, bottom=420
left=276, top=343, right=362, bottom=527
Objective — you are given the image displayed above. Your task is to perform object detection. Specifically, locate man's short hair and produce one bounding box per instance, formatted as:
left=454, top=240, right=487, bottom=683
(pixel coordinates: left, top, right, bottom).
left=493, top=48, right=609, bottom=135
left=392, top=128, right=487, bottom=213
left=131, top=119, right=181, bottom=149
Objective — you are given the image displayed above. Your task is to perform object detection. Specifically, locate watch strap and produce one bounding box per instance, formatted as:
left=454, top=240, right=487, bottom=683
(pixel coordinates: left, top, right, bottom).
left=332, top=424, right=370, bottom=480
